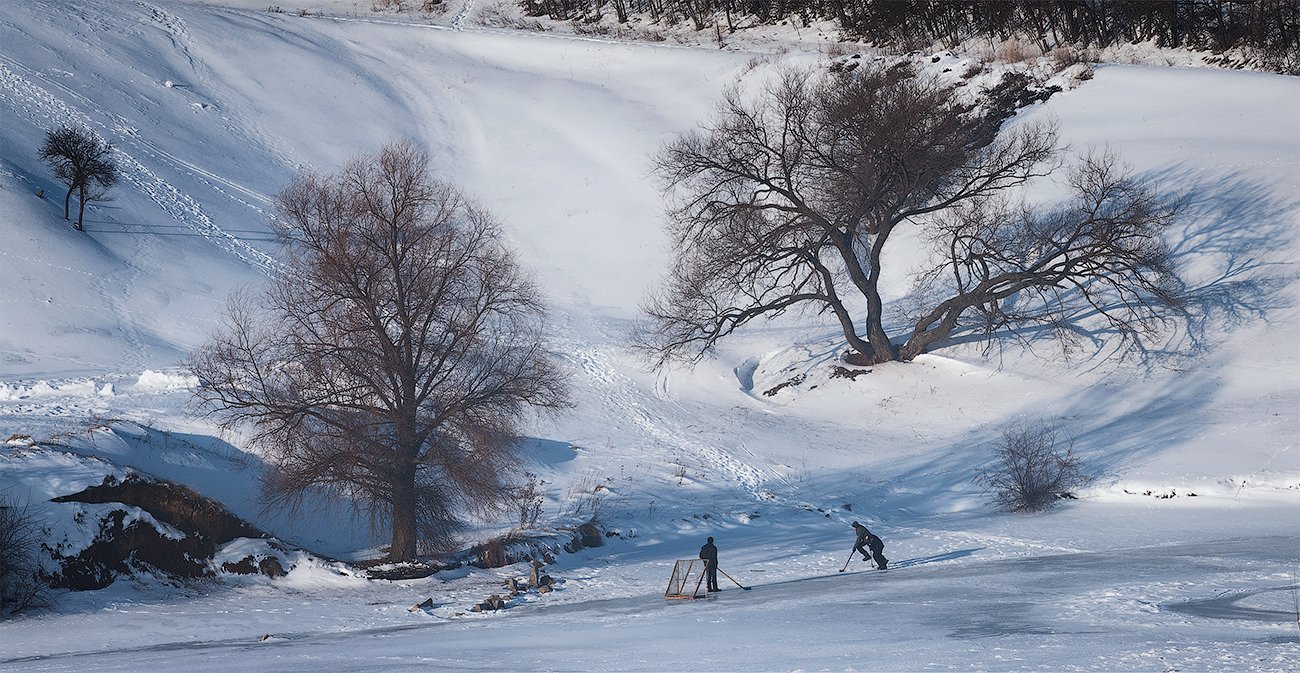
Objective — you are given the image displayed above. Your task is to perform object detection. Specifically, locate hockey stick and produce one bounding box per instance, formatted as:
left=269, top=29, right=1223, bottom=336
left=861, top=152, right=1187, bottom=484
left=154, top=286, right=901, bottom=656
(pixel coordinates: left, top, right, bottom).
left=838, top=548, right=855, bottom=573
left=717, top=567, right=751, bottom=591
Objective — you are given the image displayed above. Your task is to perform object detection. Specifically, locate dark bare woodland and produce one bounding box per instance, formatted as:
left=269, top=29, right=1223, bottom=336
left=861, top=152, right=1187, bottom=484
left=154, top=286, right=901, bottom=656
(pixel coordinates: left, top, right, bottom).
left=638, top=62, right=1187, bottom=368
left=529, top=0, right=1300, bottom=74
left=190, top=142, right=570, bottom=562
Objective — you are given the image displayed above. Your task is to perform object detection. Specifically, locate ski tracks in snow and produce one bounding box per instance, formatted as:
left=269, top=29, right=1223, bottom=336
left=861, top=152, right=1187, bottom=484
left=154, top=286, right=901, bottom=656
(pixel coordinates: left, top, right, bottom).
left=0, top=54, right=279, bottom=275
left=136, top=0, right=199, bottom=74
left=567, top=344, right=775, bottom=501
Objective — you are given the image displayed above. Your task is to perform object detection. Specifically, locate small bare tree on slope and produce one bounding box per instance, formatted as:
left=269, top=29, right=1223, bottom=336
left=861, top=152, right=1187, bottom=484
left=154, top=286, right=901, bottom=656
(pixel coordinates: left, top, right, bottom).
left=39, top=126, right=118, bottom=231
left=638, top=62, right=1186, bottom=368
left=190, top=142, right=570, bottom=562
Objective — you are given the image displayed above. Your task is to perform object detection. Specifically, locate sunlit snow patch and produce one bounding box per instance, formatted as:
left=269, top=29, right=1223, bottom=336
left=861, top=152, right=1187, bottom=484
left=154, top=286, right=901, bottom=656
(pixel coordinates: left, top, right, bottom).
left=134, top=370, right=199, bottom=390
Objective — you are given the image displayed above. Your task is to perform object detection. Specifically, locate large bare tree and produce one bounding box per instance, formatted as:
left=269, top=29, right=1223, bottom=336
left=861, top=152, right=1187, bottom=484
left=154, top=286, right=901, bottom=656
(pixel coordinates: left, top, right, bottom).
left=190, top=142, right=570, bottom=562
left=639, top=62, right=1186, bottom=367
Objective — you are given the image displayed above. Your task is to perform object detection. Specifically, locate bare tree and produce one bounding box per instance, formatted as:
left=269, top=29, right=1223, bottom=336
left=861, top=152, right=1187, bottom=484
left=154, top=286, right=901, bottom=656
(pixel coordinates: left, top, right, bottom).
left=39, top=126, right=118, bottom=231
left=975, top=420, right=1089, bottom=513
left=639, top=62, right=1186, bottom=367
left=189, top=142, right=570, bottom=562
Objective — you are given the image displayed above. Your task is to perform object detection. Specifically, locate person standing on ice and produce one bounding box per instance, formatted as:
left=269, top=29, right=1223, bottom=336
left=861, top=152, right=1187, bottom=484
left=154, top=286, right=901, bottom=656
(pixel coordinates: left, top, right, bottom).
left=851, top=522, right=889, bottom=570
left=699, top=536, right=720, bottom=592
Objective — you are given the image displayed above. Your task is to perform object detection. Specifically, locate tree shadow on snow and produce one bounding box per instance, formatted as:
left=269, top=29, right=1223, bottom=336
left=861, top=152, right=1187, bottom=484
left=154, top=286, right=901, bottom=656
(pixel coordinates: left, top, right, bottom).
left=757, top=167, right=1293, bottom=425
left=1165, top=585, right=1300, bottom=624
left=909, top=166, right=1296, bottom=373
left=840, top=363, right=1225, bottom=519
left=516, top=437, right=578, bottom=466
left=835, top=169, right=1298, bottom=516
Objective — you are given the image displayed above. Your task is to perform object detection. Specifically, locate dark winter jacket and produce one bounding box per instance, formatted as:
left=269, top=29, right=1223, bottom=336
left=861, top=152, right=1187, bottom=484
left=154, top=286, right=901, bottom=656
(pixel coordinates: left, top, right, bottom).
left=699, top=541, right=718, bottom=565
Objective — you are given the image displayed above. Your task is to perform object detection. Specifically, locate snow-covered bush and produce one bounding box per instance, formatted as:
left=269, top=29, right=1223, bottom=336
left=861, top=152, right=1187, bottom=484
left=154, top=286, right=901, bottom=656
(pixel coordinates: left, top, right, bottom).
left=0, top=494, right=48, bottom=618
left=976, top=421, right=1089, bottom=513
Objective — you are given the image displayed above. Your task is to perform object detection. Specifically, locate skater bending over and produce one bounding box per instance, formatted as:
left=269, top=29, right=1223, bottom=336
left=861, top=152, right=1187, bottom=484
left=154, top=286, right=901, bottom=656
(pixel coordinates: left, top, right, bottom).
left=851, top=522, right=889, bottom=570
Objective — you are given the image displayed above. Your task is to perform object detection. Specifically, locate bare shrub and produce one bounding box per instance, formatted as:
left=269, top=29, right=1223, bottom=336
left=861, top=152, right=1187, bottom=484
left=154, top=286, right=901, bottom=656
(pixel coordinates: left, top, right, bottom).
left=477, top=0, right=545, bottom=30
left=976, top=421, right=1089, bottom=513
left=1049, top=45, right=1097, bottom=69
left=995, top=39, right=1041, bottom=64
left=512, top=473, right=545, bottom=530
left=562, top=471, right=610, bottom=520
left=1, top=494, right=48, bottom=618
left=671, top=459, right=687, bottom=485
left=1047, top=46, right=1073, bottom=69
left=826, top=41, right=854, bottom=59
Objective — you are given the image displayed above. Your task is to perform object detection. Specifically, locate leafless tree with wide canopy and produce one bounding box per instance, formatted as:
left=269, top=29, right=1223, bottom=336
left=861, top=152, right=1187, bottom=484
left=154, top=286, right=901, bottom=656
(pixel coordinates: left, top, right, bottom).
left=190, top=142, right=570, bottom=562
left=639, top=62, right=1186, bottom=368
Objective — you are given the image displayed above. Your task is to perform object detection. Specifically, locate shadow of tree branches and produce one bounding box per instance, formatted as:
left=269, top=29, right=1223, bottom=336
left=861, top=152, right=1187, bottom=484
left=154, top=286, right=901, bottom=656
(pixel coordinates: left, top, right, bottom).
left=922, top=166, right=1296, bottom=372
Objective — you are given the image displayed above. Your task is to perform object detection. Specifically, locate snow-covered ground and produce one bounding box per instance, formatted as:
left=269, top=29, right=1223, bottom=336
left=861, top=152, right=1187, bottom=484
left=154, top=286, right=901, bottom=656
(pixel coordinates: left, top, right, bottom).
left=1, top=1, right=1298, bottom=670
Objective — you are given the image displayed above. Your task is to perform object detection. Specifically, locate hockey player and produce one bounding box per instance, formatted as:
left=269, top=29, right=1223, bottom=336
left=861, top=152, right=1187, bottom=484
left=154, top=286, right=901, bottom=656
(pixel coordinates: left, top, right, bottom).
left=851, top=521, right=888, bottom=570
left=699, top=536, right=720, bottom=592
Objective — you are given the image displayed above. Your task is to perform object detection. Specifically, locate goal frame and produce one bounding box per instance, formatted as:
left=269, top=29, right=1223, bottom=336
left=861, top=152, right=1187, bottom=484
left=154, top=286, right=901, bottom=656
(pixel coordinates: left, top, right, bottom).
left=664, top=559, right=706, bottom=599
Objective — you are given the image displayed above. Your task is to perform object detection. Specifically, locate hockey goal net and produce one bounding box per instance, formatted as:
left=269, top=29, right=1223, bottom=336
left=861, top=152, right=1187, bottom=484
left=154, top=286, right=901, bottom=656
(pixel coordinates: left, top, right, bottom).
left=664, top=559, right=706, bottom=599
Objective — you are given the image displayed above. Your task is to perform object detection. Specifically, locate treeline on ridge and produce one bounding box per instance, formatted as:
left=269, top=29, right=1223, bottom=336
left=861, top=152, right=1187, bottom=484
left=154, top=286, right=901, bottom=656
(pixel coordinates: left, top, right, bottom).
left=522, top=0, right=1299, bottom=72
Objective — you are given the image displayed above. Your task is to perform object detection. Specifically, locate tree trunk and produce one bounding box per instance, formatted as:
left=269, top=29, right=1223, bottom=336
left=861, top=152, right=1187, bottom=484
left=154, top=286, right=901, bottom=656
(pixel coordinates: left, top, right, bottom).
left=854, top=232, right=898, bottom=365
left=75, top=184, right=86, bottom=230
left=815, top=263, right=873, bottom=361
left=897, top=311, right=959, bottom=361
left=816, top=222, right=895, bottom=365
left=389, top=458, right=418, bottom=562
left=388, top=400, right=421, bottom=561
left=63, top=186, right=72, bottom=221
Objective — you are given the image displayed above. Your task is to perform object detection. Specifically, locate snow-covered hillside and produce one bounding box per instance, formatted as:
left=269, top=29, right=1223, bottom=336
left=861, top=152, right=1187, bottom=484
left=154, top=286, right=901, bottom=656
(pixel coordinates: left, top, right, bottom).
left=1, top=1, right=1298, bottom=670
